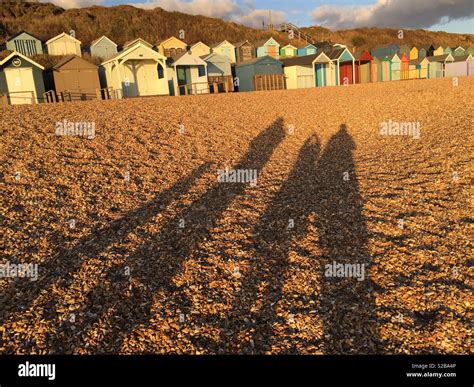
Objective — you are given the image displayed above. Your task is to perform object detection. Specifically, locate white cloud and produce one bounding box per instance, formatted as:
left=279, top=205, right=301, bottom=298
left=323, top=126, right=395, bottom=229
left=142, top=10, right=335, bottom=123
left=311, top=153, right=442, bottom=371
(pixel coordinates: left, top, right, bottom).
left=311, top=0, right=474, bottom=30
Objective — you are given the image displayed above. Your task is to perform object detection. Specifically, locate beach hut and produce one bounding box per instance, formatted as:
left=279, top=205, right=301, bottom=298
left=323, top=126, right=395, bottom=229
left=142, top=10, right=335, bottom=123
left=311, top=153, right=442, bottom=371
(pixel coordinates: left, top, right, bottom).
left=433, top=46, right=444, bottom=56
left=314, top=52, right=336, bottom=87
left=297, top=43, right=317, bottom=57
left=373, top=56, right=392, bottom=82
left=234, top=56, right=284, bottom=92
left=399, top=53, right=410, bottom=80
left=90, top=35, right=117, bottom=60
left=371, top=57, right=383, bottom=82
left=0, top=51, right=45, bottom=104
left=4, top=31, right=43, bottom=56
left=280, top=44, right=298, bottom=58
left=210, top=40, right=236, bottom=64
left=354, top=50, right=374, bottom=83
left=101, top=40, right=169, bottom=98
left=167, top=52, right=208, bottom=96
left=371, top=44, right=399, bottom=59
left=46, top=32, right=82, bottom=56
left=157, top=36, right=187, bottom=58
left=444, top=47, right=453, bottom=56
left=445, top=54, right=474, bottom=77
left=202, top=52, right=233, bottom=92
left=326, top=47, right=355, bottom=85
left=281, top=52, right=333, bottom=89
left=234, top=40, right=255, bottom=63
left=190, top=41, right=211, bottom=57
left=389, top=53, right=402, bottom=81
left=426, top=54, right=454, bottom=78
left=452, top=46, right=466, bottom=57
left=409, top=46, right=419, bottom=60
left=43, top=55, right=100, bottom=101
left=418, top=45, right=435, bottom=58
left=256, top=37, right=280, bottom=59
left=409, top=57, right=429, bottom=79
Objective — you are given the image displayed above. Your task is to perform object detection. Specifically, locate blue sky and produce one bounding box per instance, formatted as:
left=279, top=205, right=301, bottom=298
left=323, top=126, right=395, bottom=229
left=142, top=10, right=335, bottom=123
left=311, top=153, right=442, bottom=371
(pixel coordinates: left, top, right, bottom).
left=60, top=0, right=474, bottom=33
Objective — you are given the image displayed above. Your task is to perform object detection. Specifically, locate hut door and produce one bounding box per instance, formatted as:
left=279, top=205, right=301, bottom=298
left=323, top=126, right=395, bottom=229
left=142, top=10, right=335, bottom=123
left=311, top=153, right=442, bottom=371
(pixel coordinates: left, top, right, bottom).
left=242, top=46, right=252, bottom=61
left=267, top=45, right=277, bottom=58
left=4, top=67, right=35, bottom=104
left=339, top=62, right=353, bottom=85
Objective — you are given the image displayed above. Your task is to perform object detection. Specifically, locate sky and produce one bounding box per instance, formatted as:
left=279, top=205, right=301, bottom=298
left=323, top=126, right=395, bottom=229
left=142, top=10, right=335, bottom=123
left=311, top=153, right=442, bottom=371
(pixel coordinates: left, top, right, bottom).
left=42, top=0, right=474, bottom=33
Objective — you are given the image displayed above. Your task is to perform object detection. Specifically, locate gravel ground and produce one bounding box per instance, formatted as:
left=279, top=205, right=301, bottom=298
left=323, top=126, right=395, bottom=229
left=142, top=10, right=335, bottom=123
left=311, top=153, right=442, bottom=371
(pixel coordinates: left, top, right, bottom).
left=1, top=77, right=473, bottom=354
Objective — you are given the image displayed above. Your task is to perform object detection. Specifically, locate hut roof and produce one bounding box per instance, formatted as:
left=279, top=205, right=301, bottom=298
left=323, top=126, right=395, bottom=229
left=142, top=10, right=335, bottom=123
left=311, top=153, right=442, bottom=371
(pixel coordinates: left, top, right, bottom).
left=426, top=54, right=453, bottom=62
left=90, top=35, right=117, bottom=47
left=451, top=54, right=472, bottom=62
left=236, top=55, right=281, bottom=67
left=6, top=30, right=42, bottom=42
left=233, top=40, right=251, bottom=48
left=50, top=55, right=97, bottom=70
left=0, top=50, right=44, bottom=69
left=46, top=32, right=81, bottom=45
left=280, top=54, right=319, bottom=66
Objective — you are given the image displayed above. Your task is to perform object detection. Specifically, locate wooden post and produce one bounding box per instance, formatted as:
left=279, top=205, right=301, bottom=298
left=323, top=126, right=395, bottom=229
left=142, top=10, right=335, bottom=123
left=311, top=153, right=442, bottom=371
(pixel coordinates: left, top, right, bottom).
left=224, top=80, right=228, bottom=93
left=96, top=89, right=102, bottom=100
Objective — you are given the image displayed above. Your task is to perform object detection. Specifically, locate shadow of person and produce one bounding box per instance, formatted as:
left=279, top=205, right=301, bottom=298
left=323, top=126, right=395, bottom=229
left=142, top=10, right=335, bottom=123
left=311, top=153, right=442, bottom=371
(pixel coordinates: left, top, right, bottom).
left=60, top=118, right=287, bottom=353
left=223, top=134, right=322, bottom=353
left=315, top=124, right=382, bottom=353
left=224, top=125, right=382, bottom=354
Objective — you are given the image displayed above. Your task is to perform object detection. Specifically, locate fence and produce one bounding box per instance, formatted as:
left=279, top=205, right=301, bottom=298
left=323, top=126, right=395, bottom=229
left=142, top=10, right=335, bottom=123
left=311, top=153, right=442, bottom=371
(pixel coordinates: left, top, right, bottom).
left=42, top=88, right=121, bottom=103
left=208, top=76, right=234, bottom=93
left=177, top=82, right=211, bottom=96
left=253, top=74, right=286, bottom=91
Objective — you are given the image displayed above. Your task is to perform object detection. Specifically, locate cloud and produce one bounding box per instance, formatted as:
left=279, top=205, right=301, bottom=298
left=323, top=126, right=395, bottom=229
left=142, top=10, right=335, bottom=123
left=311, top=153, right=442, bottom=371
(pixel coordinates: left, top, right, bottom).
left=40, top=0, right=105, bottom=8
left=311, top=0, right=474, bottom=30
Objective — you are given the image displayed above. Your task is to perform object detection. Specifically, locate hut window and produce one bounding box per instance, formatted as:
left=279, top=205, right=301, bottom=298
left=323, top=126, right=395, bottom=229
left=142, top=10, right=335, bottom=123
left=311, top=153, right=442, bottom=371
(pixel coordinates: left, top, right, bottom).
left=198, top=65, right=206, bottom=77
left=158, top=63, right=164, bottom=79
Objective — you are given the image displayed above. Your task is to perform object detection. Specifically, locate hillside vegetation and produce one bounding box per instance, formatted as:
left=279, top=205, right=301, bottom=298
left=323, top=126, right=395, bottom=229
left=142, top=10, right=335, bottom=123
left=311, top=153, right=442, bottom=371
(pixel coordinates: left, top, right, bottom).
left=0, top=2, right=473, bottom=50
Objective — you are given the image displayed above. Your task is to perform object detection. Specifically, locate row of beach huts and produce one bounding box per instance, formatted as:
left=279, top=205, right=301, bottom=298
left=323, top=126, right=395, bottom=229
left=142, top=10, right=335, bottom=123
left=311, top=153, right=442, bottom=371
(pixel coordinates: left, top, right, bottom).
left=0, top=31, right=473, bottom=105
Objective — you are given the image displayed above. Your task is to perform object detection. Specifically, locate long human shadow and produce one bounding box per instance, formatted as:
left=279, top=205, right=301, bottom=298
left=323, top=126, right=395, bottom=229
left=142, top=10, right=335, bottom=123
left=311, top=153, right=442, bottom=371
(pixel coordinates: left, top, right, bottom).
left=51, top=118, right=286, bottom=353
left=225, top=125, right=382, bottom=354
left=223, top=134, right=322, bottom=353
left=1, top=162, right=211, bottom=326
left=314, top=124, right=382, bottom=353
